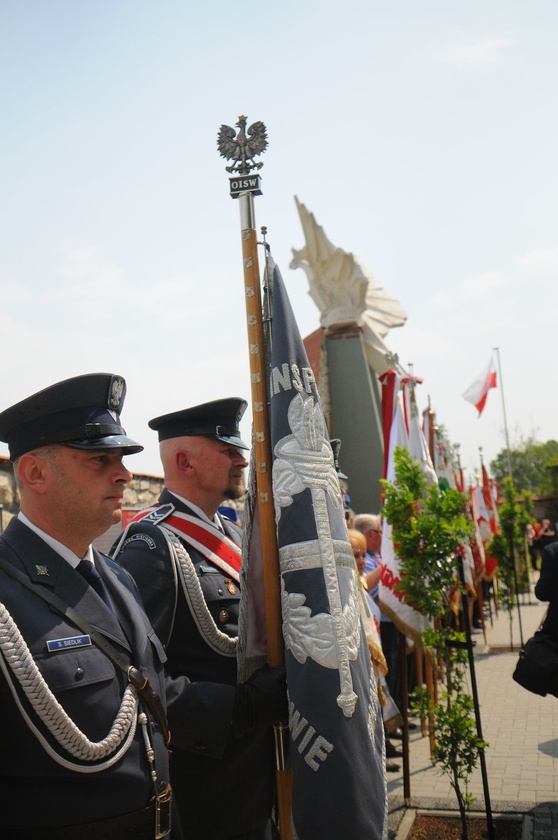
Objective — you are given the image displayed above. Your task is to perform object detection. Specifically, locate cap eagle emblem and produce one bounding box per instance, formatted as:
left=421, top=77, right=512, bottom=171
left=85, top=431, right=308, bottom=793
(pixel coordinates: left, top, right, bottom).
left=108, top=376, right=125, bottom=410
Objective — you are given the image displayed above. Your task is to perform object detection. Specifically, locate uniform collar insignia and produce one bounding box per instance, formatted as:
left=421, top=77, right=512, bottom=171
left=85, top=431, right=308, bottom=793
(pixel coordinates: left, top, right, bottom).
left=144, top=504, right=175, bottom=524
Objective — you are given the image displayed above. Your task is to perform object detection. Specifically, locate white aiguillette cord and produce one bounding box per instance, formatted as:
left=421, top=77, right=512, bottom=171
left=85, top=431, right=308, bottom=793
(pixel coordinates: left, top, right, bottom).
left=0, top=554, right=170, bottom=746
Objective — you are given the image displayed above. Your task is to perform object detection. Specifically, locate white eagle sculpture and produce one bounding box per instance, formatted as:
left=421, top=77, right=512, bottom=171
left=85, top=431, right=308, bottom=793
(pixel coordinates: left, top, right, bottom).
left=290, top=197, right=407, bottom=374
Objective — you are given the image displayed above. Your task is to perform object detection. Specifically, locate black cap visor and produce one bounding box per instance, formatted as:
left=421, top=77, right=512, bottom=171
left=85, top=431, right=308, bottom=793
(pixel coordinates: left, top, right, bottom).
left=63, top=434, right=144, bottom=455
left=213, top=432, right=249, bottom=451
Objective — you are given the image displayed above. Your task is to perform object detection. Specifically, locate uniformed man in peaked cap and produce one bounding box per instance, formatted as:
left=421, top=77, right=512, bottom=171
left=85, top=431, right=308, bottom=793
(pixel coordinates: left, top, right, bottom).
left=0, top=373, right=182, bottom=838
left=113, top=397, right=287, bottom=840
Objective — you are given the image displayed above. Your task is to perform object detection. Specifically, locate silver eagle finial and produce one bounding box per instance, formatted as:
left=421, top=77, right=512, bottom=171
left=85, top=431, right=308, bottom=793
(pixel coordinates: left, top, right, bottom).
left=217, top=115, right=268, bottom=175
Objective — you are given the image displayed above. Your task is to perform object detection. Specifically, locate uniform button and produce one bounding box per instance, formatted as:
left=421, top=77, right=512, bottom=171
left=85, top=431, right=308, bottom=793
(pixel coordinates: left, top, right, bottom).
left=219, top=609, right=229, bottom=624
left=74, top=667, right=84, bottom=681
left=195, top=744, right=207, bottom=752
left=218, top=588, right=224, bottom=596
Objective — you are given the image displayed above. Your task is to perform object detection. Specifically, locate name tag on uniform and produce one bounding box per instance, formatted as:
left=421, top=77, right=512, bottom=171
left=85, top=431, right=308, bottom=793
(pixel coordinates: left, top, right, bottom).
left=46, top=635, right=92, bottom=652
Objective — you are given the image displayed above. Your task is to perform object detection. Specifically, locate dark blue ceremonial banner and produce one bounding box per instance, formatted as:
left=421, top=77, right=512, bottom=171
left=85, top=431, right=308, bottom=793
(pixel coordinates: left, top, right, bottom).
left=267, top=257, right=387, bottom=839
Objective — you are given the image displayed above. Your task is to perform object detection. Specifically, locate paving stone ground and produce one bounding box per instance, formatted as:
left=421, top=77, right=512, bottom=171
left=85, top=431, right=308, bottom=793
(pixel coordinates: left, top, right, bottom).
left=387, top=581, right=558, bottom=838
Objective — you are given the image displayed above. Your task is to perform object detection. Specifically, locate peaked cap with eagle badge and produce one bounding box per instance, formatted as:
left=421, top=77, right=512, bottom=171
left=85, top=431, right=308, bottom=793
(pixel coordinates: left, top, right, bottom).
left=149, top=397, right=249, bottom=450
left=0, top=372, right=143, bottom=459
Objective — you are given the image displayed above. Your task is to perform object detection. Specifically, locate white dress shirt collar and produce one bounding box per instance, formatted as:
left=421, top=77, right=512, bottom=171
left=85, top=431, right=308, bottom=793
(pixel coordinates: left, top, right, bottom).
left=18, top=512, right=93, bottom=568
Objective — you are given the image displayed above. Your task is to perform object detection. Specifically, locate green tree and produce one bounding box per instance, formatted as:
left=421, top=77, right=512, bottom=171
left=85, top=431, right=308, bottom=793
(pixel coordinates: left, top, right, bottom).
left=381, top=448, right=469, bottom=619
left=490, top=436, right=558, bottom=495
left=381, top=448, right=488, bottom=839
left=413, top=629, right=488, bottom=834
left=486, top=477, right=532, bottom=648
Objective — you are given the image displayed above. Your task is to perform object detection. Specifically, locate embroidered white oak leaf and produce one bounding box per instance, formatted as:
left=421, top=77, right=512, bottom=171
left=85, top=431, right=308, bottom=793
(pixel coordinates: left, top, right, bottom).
left=273, top=394, right=341, bottom=521
left=272, top=458, right=306, bottom=513
left=282, top=581, right=361, bottom=669
left=288, top=392, right=325, bottom=452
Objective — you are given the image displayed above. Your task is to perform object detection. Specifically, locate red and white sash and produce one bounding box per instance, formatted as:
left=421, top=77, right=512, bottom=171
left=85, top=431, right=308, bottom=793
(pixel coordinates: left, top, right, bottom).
left=132, top=506, right=242, bottom=583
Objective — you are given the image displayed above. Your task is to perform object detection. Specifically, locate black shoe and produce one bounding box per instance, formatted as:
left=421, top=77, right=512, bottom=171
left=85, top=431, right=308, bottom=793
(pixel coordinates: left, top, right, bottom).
left=385, top=740, right=403, bottom=758
left=385, top=760, right=400, bottom=773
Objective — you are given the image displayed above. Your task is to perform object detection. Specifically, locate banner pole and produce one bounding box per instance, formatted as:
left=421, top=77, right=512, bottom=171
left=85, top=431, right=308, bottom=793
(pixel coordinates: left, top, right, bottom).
left=237, top=191, right=284, bottom=658
left=218, top=116, right=292, bottom=838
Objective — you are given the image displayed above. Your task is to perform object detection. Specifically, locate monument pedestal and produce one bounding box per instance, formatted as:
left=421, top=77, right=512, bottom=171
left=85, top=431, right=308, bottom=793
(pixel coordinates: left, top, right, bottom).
left=325, top=326, right=383, bottom=514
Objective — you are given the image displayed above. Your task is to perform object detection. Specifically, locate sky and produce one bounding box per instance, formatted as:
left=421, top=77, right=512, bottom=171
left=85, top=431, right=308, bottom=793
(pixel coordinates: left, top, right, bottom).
left=1, top=1, right=557, bottom=491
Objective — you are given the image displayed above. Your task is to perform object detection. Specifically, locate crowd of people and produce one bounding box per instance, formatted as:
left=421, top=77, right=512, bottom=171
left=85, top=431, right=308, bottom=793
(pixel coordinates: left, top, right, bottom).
left=343, top=497, right=558, bottom=780
left=2, top=370, right=557, bottom=837
left=528, top=518, right=557, bottom=570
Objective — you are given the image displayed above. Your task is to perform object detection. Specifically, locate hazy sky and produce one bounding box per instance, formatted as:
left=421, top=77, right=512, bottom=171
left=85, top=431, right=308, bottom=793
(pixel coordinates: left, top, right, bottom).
left=1, top=1, right=556, bottom=491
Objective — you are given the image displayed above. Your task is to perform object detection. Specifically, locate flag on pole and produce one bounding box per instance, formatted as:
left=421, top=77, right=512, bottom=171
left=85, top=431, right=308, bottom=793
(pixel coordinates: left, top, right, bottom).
left=472, top=483, right=491, bottom=544
left=471, top=483, right=498, bottom=581
left=430, top=423, right=457, bottom=492
left=480, top=464, right=500, bottom=580
left=481, top=464, right=500, bottom=536
left=463, top=355, right=497, bottom=416
left=466, top=492, right=486, bottom=586
left=266, top=256, right=387, bottom=839
left=378, top=372, right=429, bottom=642
left=407, top=383, right=437, bottom=487
left=455, top=463, right=465, bottom=494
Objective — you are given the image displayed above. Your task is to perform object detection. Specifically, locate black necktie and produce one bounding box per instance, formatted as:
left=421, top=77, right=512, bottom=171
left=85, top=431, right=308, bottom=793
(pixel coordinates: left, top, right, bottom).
left=76, top=559, right=114, bottom=611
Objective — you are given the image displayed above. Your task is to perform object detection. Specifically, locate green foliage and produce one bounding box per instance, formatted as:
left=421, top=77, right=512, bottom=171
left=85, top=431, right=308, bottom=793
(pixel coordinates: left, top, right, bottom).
left=382, top=447, right=487, bottom=835
left=381, top=447, right=470, bottom=620
left=490, top=436, right=558, bottom=496
left=413, top=678, right=488, bottom=812
left=487, top=478, right=532, bottom=642
left=412, top=627, right=489, bottom=835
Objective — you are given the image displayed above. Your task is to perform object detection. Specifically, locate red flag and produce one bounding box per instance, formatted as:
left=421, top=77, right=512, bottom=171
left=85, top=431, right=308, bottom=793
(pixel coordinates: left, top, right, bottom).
left=467, top=487, right=487, bottom=584
left=456, top=466, right=465, bottom=494
left=379, top=369, right=400, bottom=480
left=463, top=355, right=497, bottom=416
left=471, top=478, right=499, bottom=580
left=482, top=464, right=500, bottom=536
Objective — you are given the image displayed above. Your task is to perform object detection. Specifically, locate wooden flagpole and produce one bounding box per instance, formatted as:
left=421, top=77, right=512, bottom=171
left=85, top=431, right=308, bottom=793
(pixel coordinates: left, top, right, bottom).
left=218, top=116, right=292, bottom=838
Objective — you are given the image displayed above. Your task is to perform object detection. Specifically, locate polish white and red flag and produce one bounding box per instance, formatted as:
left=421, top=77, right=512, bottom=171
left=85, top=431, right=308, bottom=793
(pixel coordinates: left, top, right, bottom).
left=463, top=355, right=497, bottom=416
left=482, top=464, right=500, bottom=536
left=378, top=370, right=429, bottom=643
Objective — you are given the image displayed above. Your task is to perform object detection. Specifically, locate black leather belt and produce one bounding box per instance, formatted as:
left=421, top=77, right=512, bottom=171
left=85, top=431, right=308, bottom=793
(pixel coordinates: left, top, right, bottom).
left=4, top=802, right=167, bottom=840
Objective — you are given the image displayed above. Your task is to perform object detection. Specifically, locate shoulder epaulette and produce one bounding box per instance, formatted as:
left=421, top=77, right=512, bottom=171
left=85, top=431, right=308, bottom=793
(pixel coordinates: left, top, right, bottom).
left=134, top=503, right=175, bottom=526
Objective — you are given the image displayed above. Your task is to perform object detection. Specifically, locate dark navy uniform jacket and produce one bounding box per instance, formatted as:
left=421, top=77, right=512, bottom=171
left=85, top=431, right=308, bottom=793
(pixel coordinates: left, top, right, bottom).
left=536, top=540, right=558, bottom=636
left=0, top=516, right=179, bottom=834
left=114, top=489, right=275, bottom=840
